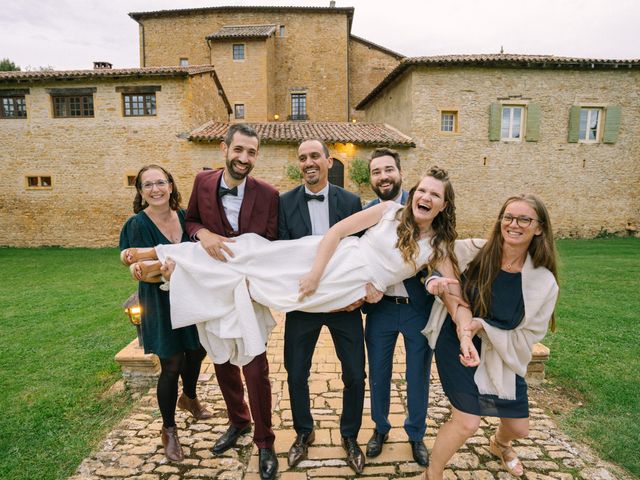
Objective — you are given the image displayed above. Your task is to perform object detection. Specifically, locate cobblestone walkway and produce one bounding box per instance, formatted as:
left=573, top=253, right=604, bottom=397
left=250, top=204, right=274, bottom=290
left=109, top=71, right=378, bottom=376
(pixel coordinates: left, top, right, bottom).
left=71, top=313, right=630, bottom=480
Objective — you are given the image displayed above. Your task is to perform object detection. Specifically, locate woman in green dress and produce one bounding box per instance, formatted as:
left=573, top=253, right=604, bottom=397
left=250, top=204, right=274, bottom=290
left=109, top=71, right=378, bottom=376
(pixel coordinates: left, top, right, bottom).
left=120, top=164, right=212, bottom=462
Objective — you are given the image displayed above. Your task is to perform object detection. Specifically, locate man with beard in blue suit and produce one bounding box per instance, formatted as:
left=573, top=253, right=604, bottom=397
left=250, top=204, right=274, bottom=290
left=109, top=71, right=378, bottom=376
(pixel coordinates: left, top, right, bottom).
left=363, top=148, right=434, bottom=467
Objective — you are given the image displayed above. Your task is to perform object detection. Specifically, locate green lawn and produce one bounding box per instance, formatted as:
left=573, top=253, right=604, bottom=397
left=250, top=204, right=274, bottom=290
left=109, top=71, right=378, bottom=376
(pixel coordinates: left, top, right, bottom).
left=0, top=248, right=135, bottom=480
left=545, top=238, right=640, bottom=477
left=0, top=240, right=638, bottom=478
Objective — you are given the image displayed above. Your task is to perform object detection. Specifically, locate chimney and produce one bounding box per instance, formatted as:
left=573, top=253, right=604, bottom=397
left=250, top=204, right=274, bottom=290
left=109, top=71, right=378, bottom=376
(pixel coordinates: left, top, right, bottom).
left=330, top=1, right=336, bottom=7
left=93, top=61, right=113, bottom=70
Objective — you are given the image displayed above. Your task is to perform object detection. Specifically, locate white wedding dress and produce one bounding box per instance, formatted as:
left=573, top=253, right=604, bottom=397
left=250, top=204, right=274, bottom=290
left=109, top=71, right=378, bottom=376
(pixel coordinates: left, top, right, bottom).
left=155, top=203, right=433, bottom=365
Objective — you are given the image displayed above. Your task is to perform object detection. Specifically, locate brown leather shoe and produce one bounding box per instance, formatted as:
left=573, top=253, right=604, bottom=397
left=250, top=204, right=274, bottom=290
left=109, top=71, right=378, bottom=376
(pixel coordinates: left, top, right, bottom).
left=161, top=426, right=184, bottom=462
left=287, top=430, right=315, bottom=466
left=177, top=393, right=213, bottom=420
left=342, top=436, right=365, bottom=474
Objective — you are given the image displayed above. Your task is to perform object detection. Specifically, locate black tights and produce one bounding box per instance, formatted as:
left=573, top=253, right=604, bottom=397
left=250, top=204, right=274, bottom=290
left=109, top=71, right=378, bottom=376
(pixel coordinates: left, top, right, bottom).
left=157, top=346, right=207, bottom=427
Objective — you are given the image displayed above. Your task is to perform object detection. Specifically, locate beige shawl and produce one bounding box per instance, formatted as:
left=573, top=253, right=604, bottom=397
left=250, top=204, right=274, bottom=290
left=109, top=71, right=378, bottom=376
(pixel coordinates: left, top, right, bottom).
left=422, top=239, right=559, bottom=400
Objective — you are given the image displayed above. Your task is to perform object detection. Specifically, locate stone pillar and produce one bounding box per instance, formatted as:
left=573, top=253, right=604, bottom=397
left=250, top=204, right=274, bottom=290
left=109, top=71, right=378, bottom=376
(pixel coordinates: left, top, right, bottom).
left=114, top=338, right=160, bottom=391
left=526, top=342, right=550, bottom=385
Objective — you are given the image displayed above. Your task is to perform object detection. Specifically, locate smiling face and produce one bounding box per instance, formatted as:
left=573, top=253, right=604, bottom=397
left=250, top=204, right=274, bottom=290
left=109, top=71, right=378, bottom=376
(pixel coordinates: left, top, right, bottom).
left=221, top=131, right=258, bottom=182
left=139, top=168, right=172, bottom=209
left=369, top=155, right=402, bottom=201
left=298, top=139, right=332, bottom=192
left=500, top=200, right=543, bottom=249
left=411, top=175, right=447, bottom=229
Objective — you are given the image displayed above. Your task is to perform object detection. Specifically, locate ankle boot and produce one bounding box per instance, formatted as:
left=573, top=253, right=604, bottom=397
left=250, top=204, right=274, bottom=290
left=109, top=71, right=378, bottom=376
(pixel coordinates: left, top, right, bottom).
left=177, top=393, right=213, bottom=420
left=161, top=426, right=184, bottom=462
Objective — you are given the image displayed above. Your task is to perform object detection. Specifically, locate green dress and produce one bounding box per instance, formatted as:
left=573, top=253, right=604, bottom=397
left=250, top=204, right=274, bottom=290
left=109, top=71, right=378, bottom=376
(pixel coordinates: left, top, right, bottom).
left=119, top=209, right=200, bottom=359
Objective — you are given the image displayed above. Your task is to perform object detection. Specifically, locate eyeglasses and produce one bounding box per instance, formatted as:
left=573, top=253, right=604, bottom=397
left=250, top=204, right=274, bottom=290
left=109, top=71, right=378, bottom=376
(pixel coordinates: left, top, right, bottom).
left=140, top=180, right=170, bottom=190
left=500, top=213, right=541, bottom=228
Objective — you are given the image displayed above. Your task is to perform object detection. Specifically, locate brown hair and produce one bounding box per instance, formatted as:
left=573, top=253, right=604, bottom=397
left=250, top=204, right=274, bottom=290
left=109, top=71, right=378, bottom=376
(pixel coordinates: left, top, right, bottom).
left=464, top=194, right=559, bottom=330
left=132, top=164, right=182, bottom=213
left=369, top=147, right=401, bottom=170
left=395, top=166, right=459, bottom=277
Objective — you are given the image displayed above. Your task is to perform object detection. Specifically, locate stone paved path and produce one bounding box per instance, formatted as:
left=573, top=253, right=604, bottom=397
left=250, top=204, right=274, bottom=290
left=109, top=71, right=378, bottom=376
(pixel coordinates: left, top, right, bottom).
left=71, top=313, right=631, bottom=480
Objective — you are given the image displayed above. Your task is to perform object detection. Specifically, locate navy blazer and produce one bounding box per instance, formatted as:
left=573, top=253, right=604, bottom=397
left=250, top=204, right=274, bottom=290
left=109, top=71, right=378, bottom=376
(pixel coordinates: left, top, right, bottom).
left=364, top=191, right=433, bottom=317
left=278, top=184, right=362, bottom=240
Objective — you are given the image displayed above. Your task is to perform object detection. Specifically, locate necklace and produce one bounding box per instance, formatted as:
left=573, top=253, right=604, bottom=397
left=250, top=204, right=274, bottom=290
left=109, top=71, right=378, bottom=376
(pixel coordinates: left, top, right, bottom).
left=502, top=254, right=525, bottom=271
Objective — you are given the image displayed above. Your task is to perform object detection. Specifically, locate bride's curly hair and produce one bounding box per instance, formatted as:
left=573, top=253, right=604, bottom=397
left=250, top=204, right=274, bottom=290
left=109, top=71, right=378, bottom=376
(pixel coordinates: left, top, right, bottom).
left=395, top=166, right=460, bottom=278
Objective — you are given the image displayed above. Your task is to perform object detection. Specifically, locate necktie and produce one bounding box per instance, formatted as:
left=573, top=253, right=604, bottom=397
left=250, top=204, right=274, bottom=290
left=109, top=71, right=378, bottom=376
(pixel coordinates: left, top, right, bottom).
left=304, top=193, right=325, bottom=202
left=218, top=185, right=238, bottom=198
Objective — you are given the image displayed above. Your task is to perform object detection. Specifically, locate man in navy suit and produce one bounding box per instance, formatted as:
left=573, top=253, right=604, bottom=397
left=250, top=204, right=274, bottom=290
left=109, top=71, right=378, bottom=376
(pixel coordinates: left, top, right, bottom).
left=185, top=123, right=279, bottom=480
left=278, top=138, right=366, bottom=474
left=363, top=148, right=434, bottom=466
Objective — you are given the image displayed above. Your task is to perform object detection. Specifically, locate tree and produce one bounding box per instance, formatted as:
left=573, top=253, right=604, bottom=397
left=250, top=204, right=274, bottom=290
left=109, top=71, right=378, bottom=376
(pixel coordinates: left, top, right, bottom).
left=0, top=58, right=20, bottom=71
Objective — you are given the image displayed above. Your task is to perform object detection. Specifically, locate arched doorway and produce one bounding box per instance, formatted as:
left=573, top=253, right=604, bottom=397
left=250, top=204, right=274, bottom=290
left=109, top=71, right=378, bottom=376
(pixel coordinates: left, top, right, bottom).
left=329, top=158, right=344, bottom=187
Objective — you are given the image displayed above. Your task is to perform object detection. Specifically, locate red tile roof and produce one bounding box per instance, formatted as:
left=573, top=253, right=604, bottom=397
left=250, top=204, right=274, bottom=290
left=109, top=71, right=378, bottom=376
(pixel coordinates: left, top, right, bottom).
left=0, top=65, right=217, bottom=83
left=207, top=24, right=277, bottom=40
left=189, top=121, right=415, bottom=147
left=356, top=53, right=640, bottom=109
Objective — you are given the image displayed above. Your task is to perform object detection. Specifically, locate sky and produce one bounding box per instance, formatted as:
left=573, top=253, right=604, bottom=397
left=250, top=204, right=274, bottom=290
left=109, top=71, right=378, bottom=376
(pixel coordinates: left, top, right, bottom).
left=1, top=0, right=639, bottom=71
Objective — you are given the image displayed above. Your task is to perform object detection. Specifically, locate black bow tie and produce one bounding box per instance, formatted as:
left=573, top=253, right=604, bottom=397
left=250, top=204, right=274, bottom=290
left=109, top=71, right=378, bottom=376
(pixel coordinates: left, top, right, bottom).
left=304, top=193, right=325, bottom=202
left=218, top=185, right=238, bottom=198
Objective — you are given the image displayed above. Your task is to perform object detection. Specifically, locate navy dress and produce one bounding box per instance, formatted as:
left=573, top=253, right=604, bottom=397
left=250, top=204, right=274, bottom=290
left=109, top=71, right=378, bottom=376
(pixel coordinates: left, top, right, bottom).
left=436, top=270, right=529, bottom=418
left=119, top=209, right=200, bottom=359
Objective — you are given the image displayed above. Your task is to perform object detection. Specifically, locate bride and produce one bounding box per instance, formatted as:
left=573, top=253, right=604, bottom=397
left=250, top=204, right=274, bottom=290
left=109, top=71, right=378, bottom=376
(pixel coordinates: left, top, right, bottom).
left=122, top=167, right=474, bottom=366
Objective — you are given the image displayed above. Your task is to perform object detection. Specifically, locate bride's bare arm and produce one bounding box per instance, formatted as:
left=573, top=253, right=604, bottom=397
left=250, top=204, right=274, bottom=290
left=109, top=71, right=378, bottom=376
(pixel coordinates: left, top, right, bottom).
left=298, top=202, right=391, bottom=300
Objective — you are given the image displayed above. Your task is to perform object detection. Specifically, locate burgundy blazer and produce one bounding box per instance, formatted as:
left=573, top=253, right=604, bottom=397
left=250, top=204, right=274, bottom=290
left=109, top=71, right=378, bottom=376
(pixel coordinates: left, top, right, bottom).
left=185, top=169, right=279, bottom=241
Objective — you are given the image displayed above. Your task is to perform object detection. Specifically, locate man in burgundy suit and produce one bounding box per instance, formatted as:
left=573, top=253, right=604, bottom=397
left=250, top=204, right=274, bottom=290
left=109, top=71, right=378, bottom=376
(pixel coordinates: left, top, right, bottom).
left=185, top=123, right=279, bottom=480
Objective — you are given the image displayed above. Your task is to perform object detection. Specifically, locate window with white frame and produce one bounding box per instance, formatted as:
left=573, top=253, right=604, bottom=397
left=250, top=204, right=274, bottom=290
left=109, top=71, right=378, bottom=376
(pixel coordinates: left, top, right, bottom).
left=501, top=105, right=524, bottom=140
left=179, top=58, right=189, bottom=67
left=440, top=111, right=458, bottom=133
left=579, top=107, right=602, bottom=142
left=232, top=44, right=245, bottom=60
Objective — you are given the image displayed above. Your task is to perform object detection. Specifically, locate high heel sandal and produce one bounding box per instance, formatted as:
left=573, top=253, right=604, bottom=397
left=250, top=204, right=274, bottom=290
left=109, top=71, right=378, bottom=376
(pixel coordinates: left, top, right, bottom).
left=120, top=247, right=158, bottom=266
left=130, top=260, right=163, bottom=282
left=490, top=434, right=524, bottom=477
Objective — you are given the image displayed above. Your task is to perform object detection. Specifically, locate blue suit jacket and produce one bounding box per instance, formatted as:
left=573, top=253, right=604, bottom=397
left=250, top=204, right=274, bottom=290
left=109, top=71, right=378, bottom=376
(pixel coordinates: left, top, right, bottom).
left=364, top=191, right=433, bottom=316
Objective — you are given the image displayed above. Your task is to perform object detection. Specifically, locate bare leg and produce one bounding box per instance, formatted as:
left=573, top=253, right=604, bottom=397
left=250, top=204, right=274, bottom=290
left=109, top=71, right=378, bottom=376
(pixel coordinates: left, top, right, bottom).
left=120, top=247, right=158, bottom=266
left=489, top=417, right=528, bottom=476
left=130, top=260, right=163, bottom=282
left=426, top=407, right=480, bottom=480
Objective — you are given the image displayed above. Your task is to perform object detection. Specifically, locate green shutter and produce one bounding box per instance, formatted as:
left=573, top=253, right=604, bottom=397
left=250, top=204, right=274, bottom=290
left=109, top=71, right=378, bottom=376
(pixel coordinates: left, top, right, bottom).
left=525, top=103, right=541, bottom=142
left=603, top=105, right=621, bottom=144
left=567, top=106, right=580, bottom=143
left=489, top=103, right=501, bottom=141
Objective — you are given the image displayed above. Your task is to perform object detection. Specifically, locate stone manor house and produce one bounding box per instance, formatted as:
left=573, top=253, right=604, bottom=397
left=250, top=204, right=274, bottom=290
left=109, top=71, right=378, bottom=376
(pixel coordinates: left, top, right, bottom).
left=1, top=4, right=638, bottom=246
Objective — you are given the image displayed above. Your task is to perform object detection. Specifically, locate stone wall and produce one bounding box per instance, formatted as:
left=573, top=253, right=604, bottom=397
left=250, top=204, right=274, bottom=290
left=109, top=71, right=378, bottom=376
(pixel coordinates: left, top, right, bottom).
left=0, top=74, right=227, bottom=247
left=364, top=66, right=640, bottom=237
left=138, top=10, right=350, bottom=121
left=348, top=37, right=402, bottom=121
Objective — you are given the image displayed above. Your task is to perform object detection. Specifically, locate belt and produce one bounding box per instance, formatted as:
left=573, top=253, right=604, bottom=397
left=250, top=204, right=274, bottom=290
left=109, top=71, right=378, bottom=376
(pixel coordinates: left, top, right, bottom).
left=382, top=295, right=410, bottom=305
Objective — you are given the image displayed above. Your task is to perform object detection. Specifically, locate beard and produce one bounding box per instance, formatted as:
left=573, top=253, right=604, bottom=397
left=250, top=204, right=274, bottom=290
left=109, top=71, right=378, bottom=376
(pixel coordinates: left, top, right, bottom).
left=372, top=180, right=401, bottom=201
left=226, top=156, right=253, bottom=180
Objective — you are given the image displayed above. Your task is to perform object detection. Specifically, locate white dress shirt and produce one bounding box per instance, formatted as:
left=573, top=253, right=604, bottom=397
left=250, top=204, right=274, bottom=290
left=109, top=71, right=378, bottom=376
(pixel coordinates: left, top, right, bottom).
left=305, top=184, right=330, bottom=235
left=220, top=175, right=246, bottom=232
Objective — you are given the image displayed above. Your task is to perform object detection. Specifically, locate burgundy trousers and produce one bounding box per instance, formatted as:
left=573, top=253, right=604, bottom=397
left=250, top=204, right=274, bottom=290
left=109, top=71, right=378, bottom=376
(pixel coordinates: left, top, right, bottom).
left=214, top=351, right=275, bottom=448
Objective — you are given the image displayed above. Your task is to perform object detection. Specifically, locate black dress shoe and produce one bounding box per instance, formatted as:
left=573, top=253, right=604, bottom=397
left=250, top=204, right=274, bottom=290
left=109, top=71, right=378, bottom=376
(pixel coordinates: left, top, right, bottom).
left=410, top=440, right=429, bottom=466
left=366, top=430, right=388, bottom=457
left=212, top=424, right=251, bottom=454
left=288, top=430, right=315, bottom=466
left=259, top=447, right=278, bottom=480
left=342, top=436, right=365, bottom=474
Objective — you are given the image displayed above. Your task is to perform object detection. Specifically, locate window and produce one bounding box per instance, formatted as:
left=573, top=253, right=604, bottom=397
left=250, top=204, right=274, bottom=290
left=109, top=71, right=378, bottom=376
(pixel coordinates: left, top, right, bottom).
left=579, top=108, right=602, bottom=142
left=501, top=105, right=524, bottom=140
left=279, top=25, right=286, bottom=37
left=25, top=175, right=52, bottom=189
left=1, top=95, right=27, bottom=118
left=233, top=44, right=245, bottom=60
left=291, top=93, right=307, bottom=120
left=440, top=111, right=458, bottom=133
left=179, top=58, right=189, bottom=67
left=123, top=93, right=156, bottom=116
left=568, top=105, right=621, bottom=144
left=52, top=95, right=94, bottom=118
left=126, top=175, right=136, bottom=187
left=234, top=103, right=245, bottom=119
